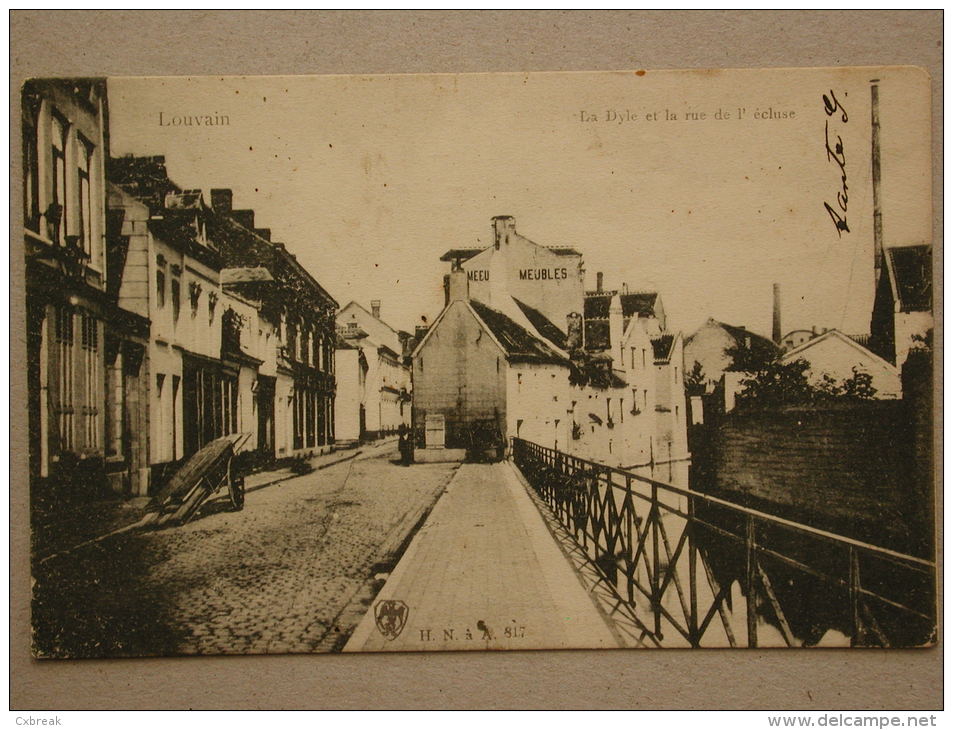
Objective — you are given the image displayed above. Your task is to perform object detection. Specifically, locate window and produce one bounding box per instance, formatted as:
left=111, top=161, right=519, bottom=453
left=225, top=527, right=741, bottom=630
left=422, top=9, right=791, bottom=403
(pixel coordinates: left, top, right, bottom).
left=287, top=322, right=298, bottom=361
left=631, top=347, right=636, bottom=369
left=171, top=278, right=181, bottom=322
left=77, top=135, right=94, bottom=257
left=55, top=306, right=74, bottom=450
left=642, top=348, right=647, bottom=367
left=156, top=269, right=166, bottom=308
left=619, top=398, right=624, bottom=423
left=22, top=98, right=40, bottom=231
left=79, top=312, right=99, bottom=450
left=50, top=113, right=68, bottom=245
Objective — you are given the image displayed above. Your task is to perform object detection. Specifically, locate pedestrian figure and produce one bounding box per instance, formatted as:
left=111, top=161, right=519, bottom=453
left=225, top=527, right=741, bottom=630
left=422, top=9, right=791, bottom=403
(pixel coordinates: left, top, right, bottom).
left=398, top=424, right=413, bottom=466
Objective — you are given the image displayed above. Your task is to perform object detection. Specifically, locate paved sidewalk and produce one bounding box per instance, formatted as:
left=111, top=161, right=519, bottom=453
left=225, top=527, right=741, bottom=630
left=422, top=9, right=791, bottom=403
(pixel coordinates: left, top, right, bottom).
left=344, top=461, right=620, bottom=652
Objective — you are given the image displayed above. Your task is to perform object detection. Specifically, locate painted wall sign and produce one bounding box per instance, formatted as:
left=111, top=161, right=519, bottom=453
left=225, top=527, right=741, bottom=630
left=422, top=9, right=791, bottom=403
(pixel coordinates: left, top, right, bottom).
left=519, top=268, right=569, bottom=281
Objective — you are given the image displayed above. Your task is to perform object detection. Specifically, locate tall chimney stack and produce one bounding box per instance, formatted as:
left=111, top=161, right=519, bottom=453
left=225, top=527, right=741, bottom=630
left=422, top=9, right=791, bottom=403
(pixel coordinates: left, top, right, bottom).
left=871, top=79, right=884, bottom=286
left=447, top=260, right=469, bottom=302
left=596, top=271, right=604, bottom=293
left=492, top=215, right=516, bottom=250
left=772, top=283, right=782, bottom=343
left=371, top=300, right=381, bottom=319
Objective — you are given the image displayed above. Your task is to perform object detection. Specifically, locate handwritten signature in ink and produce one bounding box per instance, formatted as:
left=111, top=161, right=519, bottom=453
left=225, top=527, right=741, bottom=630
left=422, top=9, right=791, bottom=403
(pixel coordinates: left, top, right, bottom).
left=823, top=90, right=850, bottom=237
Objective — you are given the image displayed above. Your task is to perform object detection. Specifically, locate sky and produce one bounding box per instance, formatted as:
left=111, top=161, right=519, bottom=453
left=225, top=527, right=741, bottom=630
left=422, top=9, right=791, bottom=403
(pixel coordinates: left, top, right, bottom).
left=107, top=68, right=931, bottom=337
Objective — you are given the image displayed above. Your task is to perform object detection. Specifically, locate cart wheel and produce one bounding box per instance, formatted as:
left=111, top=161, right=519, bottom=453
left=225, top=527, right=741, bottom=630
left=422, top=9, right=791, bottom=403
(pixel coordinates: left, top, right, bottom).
left=229, top=475, right=245, bottom=511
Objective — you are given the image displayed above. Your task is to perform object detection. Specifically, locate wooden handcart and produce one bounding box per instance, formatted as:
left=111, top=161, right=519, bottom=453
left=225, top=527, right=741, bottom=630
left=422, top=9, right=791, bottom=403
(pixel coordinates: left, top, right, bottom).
left=147, top=433, right=251, bottom=527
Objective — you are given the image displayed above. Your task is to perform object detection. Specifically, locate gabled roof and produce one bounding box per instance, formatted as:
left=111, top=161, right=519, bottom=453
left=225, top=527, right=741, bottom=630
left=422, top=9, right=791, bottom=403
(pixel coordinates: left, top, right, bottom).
left=885, top=245, right=932, bottom=312
left=439, top=245, right=581, bottom=263
left=468, top=300, right=569, bottom=366
left=651, top=334, right=676, bottom=364
left=512, top=297, right=567, bottom=350
left=782, top=329, right=899, bottom=372
left=337, top=300, right=402, bottom=338
left=692, top=319, right=779, bottom=352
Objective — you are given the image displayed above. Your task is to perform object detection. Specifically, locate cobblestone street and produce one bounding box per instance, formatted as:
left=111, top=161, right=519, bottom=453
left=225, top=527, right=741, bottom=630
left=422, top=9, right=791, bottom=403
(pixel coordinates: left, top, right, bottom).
left=32, top=444, right=458, bottom=658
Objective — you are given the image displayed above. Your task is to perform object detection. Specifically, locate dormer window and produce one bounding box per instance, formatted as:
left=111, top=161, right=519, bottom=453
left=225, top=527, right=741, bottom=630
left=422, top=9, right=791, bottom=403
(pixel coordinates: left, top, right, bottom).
left=196, top=215, right=208, bottom=245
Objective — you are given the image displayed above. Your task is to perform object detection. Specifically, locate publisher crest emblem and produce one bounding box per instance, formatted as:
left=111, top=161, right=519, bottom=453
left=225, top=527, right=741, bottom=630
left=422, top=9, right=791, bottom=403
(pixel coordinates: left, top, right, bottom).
left=374, top=599, right=409, bottom=640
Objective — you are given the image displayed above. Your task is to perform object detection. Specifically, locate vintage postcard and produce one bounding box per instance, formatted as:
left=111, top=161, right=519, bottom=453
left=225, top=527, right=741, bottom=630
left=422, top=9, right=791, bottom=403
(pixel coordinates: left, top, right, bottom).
left=21, top=67, right=935, bottom=658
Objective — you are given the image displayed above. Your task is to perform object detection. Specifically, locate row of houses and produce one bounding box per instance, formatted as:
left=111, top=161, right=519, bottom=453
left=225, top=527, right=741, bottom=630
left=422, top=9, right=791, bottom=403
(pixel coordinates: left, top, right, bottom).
left=23, top=79, right=410, bottom=504
left=683, top=242, right=932, bottom=416
left=411, top=216, right=690, bottom=484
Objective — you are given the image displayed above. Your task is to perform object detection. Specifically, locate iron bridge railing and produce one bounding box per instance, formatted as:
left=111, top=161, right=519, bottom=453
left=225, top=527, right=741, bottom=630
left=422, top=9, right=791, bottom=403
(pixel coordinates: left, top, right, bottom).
left=511, top=438, right=936, bottom=648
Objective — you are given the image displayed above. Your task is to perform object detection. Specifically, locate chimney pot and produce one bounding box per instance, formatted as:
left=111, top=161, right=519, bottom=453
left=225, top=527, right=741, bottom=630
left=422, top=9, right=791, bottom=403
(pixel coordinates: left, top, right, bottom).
left=371, top=300, right=381, bottom=319
left=210, top=188, right=233, bottom=214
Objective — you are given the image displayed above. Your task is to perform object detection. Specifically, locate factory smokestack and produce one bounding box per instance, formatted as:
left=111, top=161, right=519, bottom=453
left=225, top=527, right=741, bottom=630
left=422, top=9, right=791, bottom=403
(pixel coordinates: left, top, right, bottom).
left=871, top=79, right=884, bottom=286
left=772, top=283, right=782, bottom=344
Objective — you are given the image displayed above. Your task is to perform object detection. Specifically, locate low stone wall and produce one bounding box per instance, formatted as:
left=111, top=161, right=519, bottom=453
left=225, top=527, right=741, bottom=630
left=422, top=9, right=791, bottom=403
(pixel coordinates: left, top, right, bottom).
left=692, top=398, right=933, bottom=557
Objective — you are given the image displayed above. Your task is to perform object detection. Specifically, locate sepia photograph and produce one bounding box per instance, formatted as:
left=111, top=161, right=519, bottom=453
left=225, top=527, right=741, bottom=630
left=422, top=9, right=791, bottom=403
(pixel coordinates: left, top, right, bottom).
left=21, top=67, right=935, bottom=660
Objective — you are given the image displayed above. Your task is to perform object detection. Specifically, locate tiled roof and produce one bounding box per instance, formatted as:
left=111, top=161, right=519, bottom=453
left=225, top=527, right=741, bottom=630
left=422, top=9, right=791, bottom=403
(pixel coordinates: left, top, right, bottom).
left=584, top=320, right=610, bottom=351
left=512, top=298, right=567, bottom=350
left=712, top=321, right=779, bottom=354
left=221, top=267, right=274, bottom=284
left=469, top=300, right=569, bottom=366
left=584, top=292, right=658, bottom=319
left=651, top=334, right=675, bottom=364
left=439, top=245, right=581, bottom=262
left=108, top=155, right=181, bottom=213
left=887, top=245, right=932, bottom=312
left=165, top=190, right=204, bottom=210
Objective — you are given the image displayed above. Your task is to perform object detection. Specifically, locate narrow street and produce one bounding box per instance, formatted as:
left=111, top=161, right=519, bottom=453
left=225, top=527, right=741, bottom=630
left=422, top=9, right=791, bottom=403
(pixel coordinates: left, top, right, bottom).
left=32, top=444, right=458, bottom=658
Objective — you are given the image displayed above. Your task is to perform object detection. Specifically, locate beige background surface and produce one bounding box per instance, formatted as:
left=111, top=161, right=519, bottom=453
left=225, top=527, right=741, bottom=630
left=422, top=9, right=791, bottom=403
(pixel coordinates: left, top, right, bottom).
left=10, top=10, right=942, bottom=710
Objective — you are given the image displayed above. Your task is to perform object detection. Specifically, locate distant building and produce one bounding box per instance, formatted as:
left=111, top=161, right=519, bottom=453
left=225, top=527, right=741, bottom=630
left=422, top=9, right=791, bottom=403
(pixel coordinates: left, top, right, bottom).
left=335, top=300, right=412, bottom=442
left=779, top=329, right=814, bottom=353
left=23, top=79, right=151, bottom=498
left=683, top=319, right=781, bottom=389
left=440, top=215, right=585, bottom=332
left=333, top=333, right=368, bottom=446
left=413, top=265, right=570, bottom=460
left=870, top=244, right=933, bottom=367
left=415, top=217, right=688, bottom=481
left=781, top=329, right=902, bottom=399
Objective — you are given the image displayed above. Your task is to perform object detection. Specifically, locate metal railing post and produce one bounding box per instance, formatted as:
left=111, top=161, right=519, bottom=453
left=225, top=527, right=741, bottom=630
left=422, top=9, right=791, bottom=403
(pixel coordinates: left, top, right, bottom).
left=651, top=482, right=662, bottom=638
left=745, top=514, right=758, bottom=648
left=688, top=492, right=698, bottom=646
left=849, top=546, right=861, bottom=647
